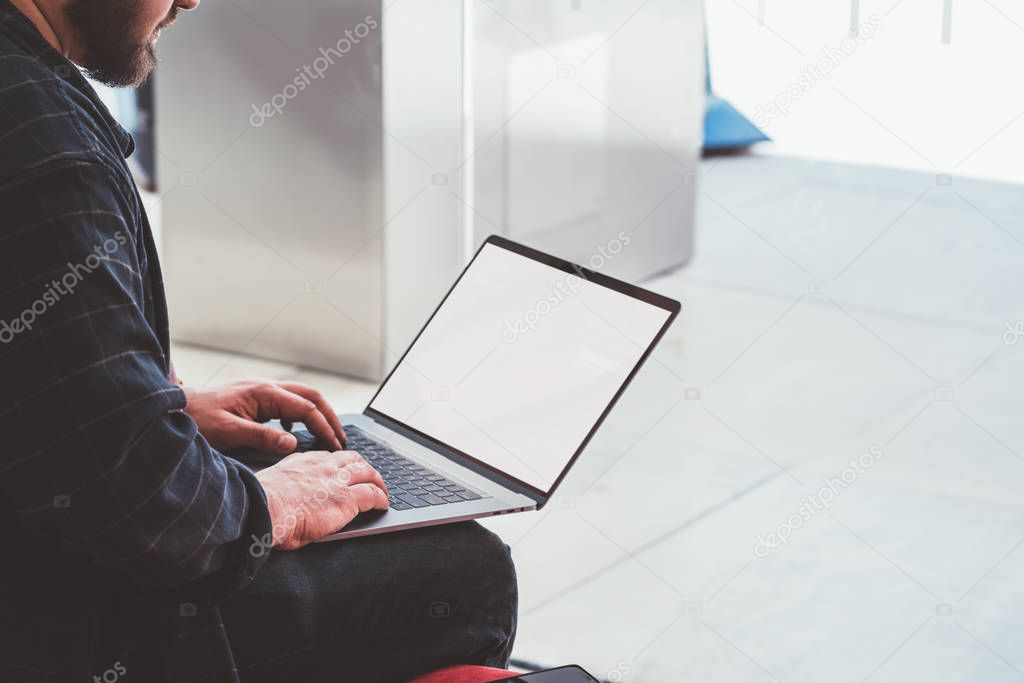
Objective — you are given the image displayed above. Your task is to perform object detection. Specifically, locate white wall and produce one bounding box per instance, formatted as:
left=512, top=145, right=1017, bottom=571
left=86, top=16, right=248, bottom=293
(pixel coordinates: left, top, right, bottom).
left=708, top=0, right=1024, bottom=185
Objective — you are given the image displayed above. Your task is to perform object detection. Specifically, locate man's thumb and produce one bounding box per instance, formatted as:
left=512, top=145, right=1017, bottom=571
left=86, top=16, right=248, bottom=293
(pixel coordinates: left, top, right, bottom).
left=243, top=422, right=297, bottom=454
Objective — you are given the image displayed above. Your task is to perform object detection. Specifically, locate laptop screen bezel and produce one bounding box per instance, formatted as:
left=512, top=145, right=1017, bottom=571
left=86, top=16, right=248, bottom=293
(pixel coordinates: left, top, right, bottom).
left=363, top=234, right=681, bottom=505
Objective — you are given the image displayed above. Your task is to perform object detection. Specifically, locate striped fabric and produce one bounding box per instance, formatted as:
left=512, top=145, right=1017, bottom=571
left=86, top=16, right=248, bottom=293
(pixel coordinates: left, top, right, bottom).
left=0, top=2, right=272, bottom=680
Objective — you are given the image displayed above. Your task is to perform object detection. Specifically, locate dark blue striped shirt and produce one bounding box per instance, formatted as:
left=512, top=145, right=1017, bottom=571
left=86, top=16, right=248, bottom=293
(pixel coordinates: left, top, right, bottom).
left=0, top=2, right=272, bottom=680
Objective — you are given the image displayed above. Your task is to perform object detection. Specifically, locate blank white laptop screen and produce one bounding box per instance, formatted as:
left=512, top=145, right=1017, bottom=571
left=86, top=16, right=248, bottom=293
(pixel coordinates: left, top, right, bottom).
left=369, top=242, right=672, bottom=493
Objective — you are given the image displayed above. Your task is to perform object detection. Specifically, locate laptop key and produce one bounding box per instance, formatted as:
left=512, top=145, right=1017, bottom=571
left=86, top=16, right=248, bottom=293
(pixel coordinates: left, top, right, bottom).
left=391, top=501, right=412, bottom=511
left=420, top=493, right=447, bottom=506
left=346, top=426, right=490, bottom=506
left=397, top=493, right=429, bottom=508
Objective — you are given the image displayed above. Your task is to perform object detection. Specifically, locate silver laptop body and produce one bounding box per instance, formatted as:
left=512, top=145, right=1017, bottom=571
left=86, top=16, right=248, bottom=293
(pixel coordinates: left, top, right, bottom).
left=318, top=235, right=679, bottom=541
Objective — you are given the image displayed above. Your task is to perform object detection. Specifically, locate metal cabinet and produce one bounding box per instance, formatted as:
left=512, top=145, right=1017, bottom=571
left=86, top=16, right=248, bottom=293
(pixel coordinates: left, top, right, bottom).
left=156, top=0, right=703, bottom=380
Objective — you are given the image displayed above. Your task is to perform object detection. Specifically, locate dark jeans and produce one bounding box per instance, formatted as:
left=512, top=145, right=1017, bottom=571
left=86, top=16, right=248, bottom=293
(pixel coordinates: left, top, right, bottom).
left=220, top=521, right=518, bottom=683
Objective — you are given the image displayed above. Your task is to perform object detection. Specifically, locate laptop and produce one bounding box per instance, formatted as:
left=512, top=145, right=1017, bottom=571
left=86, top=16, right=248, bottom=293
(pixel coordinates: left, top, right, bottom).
left=298, top=235, right=680, bottom=540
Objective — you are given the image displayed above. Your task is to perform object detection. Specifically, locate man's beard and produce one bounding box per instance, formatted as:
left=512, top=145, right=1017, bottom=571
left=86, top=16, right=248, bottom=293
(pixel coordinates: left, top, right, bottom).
left=64, top=0, right=177, bottom=87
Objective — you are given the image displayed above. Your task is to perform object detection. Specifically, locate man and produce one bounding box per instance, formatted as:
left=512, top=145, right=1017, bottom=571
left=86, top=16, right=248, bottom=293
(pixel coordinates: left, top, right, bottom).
left=0, top=0, right=517, bottom=681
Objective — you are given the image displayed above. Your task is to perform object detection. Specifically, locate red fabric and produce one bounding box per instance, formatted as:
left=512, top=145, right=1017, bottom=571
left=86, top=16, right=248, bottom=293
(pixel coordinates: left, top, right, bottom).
left=410, top=665, right=518, bottom=683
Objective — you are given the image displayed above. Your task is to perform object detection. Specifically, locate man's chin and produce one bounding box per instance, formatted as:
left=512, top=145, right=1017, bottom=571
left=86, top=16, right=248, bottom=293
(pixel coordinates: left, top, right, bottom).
left=82, top=45, right=157, bottom=87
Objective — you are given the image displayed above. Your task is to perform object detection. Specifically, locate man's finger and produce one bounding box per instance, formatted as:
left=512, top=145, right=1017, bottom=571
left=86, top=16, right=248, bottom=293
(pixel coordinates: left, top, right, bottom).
left=349, top=483, right=389, bottom=512
left=326, top=450, right=364, bottom=468
left=278, top=382, right=347, bottom=446
left=336, top=460, right=387, bottom=494
left=258, top=384, right=342, bottom=450
left=234, top=418, right=297, bottom=454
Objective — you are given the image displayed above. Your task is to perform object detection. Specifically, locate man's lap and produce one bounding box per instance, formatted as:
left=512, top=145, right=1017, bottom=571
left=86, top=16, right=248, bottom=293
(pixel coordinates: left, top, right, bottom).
left=220, top=521, right=518, bottom=683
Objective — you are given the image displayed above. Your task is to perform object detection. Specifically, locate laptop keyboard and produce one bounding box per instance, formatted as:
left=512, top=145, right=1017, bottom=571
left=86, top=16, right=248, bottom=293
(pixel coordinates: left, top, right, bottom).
left=298, top=426, right=487, bottom=511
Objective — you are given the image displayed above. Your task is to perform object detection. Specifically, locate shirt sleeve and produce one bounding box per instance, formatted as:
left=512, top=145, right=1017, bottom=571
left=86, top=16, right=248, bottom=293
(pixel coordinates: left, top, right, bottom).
left=0, top=157, right=272, bottom=600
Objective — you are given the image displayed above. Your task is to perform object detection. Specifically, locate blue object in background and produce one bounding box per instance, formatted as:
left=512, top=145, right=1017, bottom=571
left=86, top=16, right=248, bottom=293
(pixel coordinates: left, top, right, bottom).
left=703, top=41, right=769, bottom=152
left=704, top=94, right=770, bottom=151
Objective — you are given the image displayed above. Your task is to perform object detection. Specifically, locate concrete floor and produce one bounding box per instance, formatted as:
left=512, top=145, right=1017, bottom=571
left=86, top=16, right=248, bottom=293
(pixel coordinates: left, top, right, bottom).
left=172, top=153, right=1024, bottom=682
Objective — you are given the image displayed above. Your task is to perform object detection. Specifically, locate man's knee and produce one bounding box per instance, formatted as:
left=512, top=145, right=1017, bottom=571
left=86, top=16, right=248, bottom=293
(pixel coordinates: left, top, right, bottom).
left=438, top=522, right=517, bottom=664
left=410, top=522, right=517, bottom=625
left=421, top=521, right=517, bottom=603
left=459, top=522, right=517, bottom=601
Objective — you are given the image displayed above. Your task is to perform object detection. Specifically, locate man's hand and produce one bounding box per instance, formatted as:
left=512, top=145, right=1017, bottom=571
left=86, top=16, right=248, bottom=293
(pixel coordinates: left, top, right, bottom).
left=256, top=451, right=389, bottom=550
left=183, top=380, right=347, bottom=454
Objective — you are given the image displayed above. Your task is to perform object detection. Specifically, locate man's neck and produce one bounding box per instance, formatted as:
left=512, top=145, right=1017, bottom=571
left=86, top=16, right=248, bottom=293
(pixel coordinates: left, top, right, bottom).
left=8, top=0, right=69, bottom=56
